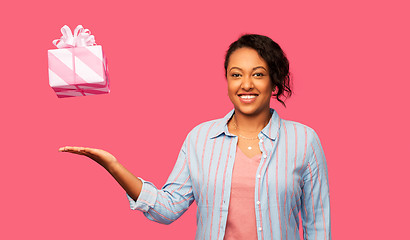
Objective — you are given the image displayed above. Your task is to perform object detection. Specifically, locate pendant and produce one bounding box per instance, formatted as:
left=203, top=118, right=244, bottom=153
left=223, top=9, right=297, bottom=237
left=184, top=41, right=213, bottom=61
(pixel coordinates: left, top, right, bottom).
left=248, top=146, right=252, bottom=150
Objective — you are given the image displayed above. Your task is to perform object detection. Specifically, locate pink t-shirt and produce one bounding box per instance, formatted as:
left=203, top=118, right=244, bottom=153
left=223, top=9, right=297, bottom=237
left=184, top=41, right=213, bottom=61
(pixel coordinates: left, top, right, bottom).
left=224, top=147, right=261, bottom=240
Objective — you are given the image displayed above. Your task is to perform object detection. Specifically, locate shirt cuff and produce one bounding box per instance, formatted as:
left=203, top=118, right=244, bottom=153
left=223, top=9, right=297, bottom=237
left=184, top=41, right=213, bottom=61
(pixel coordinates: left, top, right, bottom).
left=126, top=177, right=158, bottom=212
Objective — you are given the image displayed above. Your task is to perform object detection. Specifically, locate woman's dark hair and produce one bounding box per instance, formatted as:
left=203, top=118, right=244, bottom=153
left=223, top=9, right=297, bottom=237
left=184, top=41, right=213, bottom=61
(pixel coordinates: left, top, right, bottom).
left=224, top=34, right=292, bottom=106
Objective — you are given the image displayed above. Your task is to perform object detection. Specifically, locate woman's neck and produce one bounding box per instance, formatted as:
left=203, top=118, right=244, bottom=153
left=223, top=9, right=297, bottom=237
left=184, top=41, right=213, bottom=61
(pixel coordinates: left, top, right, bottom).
left=232, top=108, right=272, bottom=133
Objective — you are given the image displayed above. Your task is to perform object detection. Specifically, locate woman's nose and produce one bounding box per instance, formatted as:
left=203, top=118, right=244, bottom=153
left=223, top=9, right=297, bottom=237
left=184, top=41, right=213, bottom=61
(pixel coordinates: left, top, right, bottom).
left=241, top=76, right=254, bottom=90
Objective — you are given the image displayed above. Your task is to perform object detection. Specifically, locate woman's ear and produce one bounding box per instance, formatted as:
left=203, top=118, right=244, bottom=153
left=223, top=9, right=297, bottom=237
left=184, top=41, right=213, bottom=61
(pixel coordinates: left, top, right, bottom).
left=271, top=86, right=276, bottom=96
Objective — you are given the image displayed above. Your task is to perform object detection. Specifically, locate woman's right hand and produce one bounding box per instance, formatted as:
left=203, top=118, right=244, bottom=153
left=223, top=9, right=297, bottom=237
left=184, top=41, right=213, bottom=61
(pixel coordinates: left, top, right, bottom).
left=59, top=146, right=118, bottom=169
left=59, top=146, right=142, bottom=200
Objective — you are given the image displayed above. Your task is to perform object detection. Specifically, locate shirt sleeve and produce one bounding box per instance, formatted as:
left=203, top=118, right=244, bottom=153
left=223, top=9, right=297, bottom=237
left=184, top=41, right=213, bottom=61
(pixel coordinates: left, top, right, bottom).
left=126, top=137, right=195, bottom=225
left=300, top=128, right=331, bottom=239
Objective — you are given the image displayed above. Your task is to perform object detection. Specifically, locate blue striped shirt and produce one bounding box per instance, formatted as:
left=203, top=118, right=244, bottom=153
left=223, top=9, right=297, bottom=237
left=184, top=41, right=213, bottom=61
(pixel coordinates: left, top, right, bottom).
left=127, top=109, right=331, bottom=239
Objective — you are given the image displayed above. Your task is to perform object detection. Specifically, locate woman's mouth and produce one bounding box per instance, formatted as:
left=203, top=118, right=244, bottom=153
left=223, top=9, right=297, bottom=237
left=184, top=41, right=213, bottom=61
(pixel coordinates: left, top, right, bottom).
left=239, top=95, right=256, bottom=99
left=238, top=94, right=258, bottom=103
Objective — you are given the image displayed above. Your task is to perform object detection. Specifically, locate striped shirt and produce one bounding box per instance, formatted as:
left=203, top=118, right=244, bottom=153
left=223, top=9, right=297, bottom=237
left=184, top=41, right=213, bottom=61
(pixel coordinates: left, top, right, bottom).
left=127, top=109, right=331, bottom=240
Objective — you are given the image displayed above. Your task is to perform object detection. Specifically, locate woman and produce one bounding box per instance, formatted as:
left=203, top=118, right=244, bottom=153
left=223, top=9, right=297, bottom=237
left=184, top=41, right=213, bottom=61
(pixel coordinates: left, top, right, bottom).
left=60, top=34, right=331, bottom=240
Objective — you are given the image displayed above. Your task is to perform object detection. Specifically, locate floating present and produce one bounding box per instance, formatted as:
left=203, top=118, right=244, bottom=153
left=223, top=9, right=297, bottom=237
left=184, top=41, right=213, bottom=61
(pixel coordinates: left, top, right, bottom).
left=48, top=25, right=110, bottom=98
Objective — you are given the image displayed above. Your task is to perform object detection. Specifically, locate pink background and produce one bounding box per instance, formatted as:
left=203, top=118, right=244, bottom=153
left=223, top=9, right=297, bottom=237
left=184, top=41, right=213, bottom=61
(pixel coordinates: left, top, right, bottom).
left=1, top=0, right=409, bottom=239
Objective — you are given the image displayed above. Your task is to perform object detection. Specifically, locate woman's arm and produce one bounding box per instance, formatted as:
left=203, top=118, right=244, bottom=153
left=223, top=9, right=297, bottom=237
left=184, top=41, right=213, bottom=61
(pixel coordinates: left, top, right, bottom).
left=300, top=129, right=331, bottom=240
left=59, top=141, right=195, bottom=225
left=59, top=146, right=142, bottom=200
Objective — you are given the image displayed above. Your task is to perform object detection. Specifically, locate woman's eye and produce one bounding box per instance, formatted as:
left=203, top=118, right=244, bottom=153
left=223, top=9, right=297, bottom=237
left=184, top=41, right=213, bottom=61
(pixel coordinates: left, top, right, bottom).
left=253, top=73, right=264, bottom=77
left=231, top=73, right=241, bottom=78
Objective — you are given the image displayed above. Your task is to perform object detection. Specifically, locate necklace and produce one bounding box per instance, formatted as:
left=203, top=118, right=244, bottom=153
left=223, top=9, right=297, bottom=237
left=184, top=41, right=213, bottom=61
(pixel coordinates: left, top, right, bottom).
left=232, top=116, right=259, bottom=150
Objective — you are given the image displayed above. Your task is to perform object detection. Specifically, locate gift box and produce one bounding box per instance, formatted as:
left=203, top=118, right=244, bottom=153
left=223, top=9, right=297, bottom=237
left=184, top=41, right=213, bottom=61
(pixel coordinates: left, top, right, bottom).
left=48, top=25, right=110, bottom=98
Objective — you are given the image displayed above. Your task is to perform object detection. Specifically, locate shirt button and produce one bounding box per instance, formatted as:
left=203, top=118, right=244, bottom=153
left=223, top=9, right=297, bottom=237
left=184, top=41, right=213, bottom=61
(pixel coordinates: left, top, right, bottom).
left=257, top=174, right=261, bottom=179
left=259, top=139, right=263, bottom=143
left=257, top=201, right=260, bottom=205
left=263, top=154, right=267, bottom=158
left=258, top=227, right=262, bottom=231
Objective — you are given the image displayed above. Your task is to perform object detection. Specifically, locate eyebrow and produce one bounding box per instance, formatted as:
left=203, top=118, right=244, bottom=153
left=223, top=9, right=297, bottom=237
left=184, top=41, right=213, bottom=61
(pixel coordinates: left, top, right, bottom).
left=229, top=66, right=268, bottom=72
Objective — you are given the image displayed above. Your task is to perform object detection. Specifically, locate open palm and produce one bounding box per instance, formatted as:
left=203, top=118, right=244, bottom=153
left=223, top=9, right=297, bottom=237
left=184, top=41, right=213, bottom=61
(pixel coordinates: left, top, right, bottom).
left=59, top=146, right=117, bottom=168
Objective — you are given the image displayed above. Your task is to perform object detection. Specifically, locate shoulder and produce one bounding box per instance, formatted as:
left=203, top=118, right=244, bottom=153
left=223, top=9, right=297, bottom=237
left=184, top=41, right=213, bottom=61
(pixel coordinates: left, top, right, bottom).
left=191, top=118, right=221, bottom=132
left=185, top=117, right=225, bottom=140
left=280, top=119, right=320, bottom=145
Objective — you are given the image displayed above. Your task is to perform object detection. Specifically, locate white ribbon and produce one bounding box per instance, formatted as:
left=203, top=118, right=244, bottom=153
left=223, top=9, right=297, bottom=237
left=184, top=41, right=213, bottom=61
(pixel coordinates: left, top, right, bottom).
left=52, top=25, right=96, bottom=48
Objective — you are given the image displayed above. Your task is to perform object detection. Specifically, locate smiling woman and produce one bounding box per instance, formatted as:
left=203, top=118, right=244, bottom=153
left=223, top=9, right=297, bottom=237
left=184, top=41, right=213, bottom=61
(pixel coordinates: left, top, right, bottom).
left=224, top=34, right=292, bottom=107
left=60, top=34, right=331, bottom=240
left=227, top=47, right=274, bottom=118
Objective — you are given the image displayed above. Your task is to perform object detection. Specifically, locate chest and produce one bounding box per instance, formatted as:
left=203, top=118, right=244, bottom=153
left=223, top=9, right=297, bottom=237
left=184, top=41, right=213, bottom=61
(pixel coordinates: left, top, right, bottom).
left=188, top=135, right=307, bottom=204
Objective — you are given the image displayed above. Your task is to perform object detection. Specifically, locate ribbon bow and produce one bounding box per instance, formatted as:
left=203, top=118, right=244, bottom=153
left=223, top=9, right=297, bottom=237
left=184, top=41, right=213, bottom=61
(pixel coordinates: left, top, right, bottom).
left=52, top=25, right=96, bottom=48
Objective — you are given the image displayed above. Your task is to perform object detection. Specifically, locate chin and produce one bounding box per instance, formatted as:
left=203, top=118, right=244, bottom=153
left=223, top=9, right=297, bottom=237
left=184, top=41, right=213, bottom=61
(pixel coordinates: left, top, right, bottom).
left=235, top=105, right=263, bottom=116
left=234, top=99, right=272, bottom=115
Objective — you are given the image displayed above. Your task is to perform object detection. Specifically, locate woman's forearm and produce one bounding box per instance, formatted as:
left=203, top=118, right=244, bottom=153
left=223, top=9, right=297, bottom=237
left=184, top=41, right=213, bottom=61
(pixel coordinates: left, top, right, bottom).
left=104, top=161, right=142, bottom=201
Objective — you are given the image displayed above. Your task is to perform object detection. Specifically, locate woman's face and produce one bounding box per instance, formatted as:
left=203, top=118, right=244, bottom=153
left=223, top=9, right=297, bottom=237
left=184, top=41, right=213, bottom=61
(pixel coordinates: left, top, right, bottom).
left=227, top=47, right=274, bottom=117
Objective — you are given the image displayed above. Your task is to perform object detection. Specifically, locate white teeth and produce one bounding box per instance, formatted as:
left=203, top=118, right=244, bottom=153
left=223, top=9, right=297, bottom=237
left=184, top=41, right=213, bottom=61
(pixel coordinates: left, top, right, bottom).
left=239, top=95, right=256, bottom=99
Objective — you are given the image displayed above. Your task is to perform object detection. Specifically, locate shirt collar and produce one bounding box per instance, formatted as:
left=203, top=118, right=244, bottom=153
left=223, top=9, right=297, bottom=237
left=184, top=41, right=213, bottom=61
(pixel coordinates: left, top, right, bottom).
left=209, top=108, right=281, bottom=141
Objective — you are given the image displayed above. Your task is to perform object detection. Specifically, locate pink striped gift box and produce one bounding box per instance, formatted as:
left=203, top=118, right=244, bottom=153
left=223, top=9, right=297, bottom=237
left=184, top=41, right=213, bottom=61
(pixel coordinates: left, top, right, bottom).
left=48, top=25, right=110, bottom=98
left=48, top=45, right=110, bottom=98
